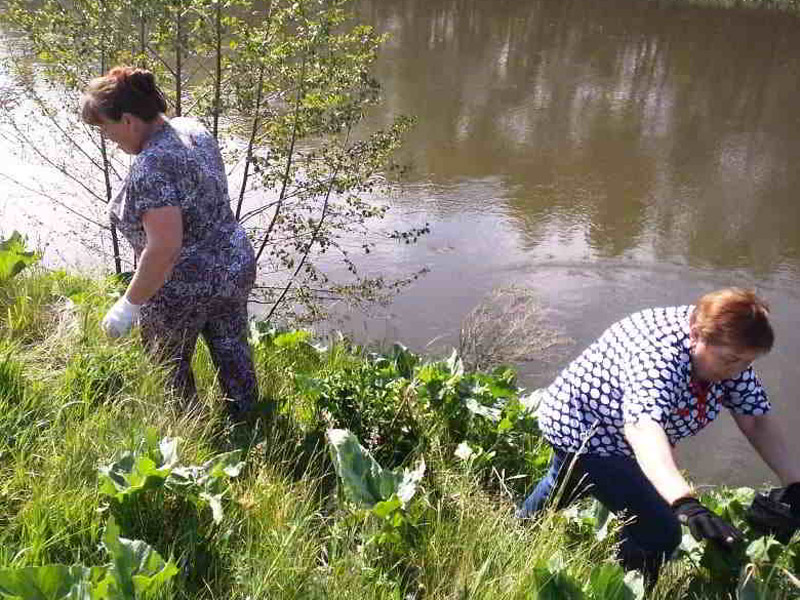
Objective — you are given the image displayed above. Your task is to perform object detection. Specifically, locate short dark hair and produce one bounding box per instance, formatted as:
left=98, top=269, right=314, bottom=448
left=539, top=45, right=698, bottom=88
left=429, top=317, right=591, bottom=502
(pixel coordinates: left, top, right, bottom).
left=81, top=66, right=167, bottom=124
left=691, top=288, right=774, bottom=351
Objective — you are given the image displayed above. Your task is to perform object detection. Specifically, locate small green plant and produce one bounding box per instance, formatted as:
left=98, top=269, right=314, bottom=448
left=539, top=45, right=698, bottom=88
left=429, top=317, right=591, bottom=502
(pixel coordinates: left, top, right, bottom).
left=0, top=232, right=39, bottom=285
left=0, top=516, right=177, bottom=599
left=671, top=486, right=800, bottom=598
left=326, top=428, right=427, bottom=589
left=98, top=436, right=244, bottom=524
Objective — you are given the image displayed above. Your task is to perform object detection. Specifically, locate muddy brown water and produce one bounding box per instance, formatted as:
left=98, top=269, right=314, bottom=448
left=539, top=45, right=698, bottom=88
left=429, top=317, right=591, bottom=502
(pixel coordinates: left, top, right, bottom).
left=2, top=0, right=800, bottom=487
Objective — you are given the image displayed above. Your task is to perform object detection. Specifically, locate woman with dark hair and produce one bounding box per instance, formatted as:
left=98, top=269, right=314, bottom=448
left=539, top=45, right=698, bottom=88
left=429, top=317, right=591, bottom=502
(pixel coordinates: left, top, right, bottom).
left=517, top=288, right=800, bottom=585
left=82, top=66, right=258, bottom=420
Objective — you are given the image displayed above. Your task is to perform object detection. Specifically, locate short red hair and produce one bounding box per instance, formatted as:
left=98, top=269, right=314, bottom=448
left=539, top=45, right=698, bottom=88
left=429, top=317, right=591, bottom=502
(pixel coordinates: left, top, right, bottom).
left=691, top=288, right=773, bottom=351
left=81, top=66, right=167, bottom=124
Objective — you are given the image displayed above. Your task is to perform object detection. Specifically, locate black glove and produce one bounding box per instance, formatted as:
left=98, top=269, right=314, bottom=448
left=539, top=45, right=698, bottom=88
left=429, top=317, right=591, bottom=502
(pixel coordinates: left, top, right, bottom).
left=784, top=482, right=800, bottom=517
left=672, top=497, right=744, bottom=549
left=746, top=487, right=800, bottom=544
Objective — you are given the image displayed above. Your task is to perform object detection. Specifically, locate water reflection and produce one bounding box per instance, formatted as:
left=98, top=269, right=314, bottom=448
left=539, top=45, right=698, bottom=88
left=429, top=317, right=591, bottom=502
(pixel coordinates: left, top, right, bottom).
left=361, top=0, right=800, bottom=273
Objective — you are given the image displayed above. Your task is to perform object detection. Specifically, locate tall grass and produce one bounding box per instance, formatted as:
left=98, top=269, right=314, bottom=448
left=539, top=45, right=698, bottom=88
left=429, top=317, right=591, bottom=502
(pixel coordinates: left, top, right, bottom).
left=0, top=269, right=792, bottom=599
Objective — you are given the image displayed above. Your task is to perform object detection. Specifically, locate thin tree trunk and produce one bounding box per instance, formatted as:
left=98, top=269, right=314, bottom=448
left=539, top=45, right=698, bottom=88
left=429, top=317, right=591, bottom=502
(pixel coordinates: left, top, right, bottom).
left=254, top=56, right=307, bottom=263
left=139, top=10, right=147, bottom=68
left=174, top=0, right=183, bottom=116
left=100, top=136, right=123, bottom=274
left=262, top=132, right=347, bottom=323
left=235, top=66, right=264, bottom=221
left=100, top=32, right=123, bottom=274
left=212, top=0, right=222, bottom=138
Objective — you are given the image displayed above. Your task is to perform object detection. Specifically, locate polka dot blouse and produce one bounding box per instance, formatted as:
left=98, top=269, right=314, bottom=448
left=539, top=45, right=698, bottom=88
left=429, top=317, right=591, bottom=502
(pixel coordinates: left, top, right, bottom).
left=537, top=306, right=770, bottom=457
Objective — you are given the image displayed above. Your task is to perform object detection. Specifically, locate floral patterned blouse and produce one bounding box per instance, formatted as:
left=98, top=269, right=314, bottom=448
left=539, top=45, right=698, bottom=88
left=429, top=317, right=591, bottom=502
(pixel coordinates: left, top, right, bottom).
left=109, top=117, right=255, bottom=301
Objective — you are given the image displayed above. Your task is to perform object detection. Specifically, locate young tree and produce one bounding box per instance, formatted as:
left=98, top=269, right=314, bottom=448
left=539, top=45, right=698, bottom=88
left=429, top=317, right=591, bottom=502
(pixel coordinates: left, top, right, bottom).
left=1, top=0, right=429, bottom=323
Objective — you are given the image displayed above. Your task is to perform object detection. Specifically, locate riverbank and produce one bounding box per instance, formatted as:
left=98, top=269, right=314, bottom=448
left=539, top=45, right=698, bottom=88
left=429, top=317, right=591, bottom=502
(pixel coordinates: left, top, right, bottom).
left=0, top=256, right=798, bottom=598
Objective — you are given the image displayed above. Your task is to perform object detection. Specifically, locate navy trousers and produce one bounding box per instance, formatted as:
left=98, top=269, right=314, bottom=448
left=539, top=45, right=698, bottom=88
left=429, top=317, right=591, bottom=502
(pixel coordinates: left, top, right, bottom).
left=518, top=447, right=682, bottom=583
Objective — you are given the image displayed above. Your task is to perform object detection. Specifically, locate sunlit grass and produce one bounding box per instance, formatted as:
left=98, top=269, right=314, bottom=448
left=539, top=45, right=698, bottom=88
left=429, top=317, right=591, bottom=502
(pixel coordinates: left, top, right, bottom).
left=1, top=269, right=791, bottom=599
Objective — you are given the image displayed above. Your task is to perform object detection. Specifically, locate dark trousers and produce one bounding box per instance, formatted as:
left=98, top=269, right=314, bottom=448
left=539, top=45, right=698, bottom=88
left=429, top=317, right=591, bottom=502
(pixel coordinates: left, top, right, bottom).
left=140, top=295, right=258, bottom=418
left=518, top=447, right=681, bottom=585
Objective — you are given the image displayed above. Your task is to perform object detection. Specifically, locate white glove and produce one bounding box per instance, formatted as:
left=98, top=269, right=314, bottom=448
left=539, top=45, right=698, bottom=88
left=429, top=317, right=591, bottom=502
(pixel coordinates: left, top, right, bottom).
left=102, top=295, right=141, bottom=338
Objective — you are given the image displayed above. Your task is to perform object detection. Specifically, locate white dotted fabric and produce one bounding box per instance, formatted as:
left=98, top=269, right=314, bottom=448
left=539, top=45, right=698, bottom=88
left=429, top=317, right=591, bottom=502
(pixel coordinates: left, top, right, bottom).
left=537, top=306, right=770, bottom=457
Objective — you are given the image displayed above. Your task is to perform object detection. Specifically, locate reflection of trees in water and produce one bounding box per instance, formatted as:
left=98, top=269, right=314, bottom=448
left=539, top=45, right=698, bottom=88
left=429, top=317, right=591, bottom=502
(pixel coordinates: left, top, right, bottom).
left=360, top=0, right=800, bottom=272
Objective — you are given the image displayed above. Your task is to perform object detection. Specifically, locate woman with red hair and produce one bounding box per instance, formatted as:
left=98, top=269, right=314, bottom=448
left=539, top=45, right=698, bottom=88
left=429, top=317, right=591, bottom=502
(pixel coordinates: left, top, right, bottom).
left=517, top=288, right=800, bottom=586
left=82, top=66, right=258, bottom=421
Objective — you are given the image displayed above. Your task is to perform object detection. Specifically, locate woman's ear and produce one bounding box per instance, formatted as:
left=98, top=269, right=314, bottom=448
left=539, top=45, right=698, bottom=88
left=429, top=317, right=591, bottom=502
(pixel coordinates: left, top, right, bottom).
left=689, top=325, right=699, bottom=347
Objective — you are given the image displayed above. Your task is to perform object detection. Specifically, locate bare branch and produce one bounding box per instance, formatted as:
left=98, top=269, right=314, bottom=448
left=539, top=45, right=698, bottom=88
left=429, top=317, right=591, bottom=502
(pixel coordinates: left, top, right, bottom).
left=254, top=54, right=307, bottom=262
left=0, top=122, right=106, bottom=203
left=262, top=127, right=350, bottom=322
left=235, top=66, right=264, bottom=220
left=0, top=171, right=108, bottom=230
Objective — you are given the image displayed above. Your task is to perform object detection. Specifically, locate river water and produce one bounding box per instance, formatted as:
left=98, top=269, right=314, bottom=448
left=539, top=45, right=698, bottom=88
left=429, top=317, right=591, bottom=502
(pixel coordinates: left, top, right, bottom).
left=2, top=0, right=800, bottom=486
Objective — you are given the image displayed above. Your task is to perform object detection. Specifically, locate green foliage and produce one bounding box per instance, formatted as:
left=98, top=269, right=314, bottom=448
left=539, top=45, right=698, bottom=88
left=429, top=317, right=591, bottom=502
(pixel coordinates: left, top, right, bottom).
left=0, top=232, right=40, bottom=285
left=326, top=427, right=427, bottom=592
left=98, top=436, right=244, bottom=524
left=4, top=281, right=798, bottom=599
left=295, top=342, right=546, bottom=487
left=676, top=486, right=800, bottom=598
left=0, top=517, right=177, bottom=599
left=61, top=347, right=141, bottom=406
left=586, top=564, right=645, bottom=600
left=1, top=0, right=427, bottom=319
left=326, top=428, right=424, bottom=509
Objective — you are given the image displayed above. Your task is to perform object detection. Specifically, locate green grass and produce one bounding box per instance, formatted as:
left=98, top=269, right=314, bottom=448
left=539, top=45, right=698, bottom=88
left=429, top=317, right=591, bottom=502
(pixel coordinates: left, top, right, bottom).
left=0, top=268, right=797, bottom=599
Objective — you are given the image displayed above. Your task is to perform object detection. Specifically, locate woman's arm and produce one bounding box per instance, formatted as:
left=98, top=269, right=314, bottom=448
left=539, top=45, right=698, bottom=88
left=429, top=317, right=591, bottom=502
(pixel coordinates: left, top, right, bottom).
left=126, top=206, right=183, bottom=304
left=624, top=418, right=693, bottom=503
left=732, top=412, right=800, bottom=486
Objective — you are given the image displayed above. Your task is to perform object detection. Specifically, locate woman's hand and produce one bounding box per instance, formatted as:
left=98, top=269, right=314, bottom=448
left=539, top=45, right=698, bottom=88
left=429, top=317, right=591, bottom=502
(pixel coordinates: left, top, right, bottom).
left=102, top=295, right=141, bottom=337
left=671, top=496, right=743, bottom=548
left=784, top=482, right=800, bottom=517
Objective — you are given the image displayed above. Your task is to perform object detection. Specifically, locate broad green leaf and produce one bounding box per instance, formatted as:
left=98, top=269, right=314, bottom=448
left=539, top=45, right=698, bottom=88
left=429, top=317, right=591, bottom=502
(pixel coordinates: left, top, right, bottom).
left=587, top=563, right=631, bottom=600
left=746, top=536, right=783, bottom=565
left=622, top=571, right=646, bottom=600
left=390, top=343, right=418, bottom=379
left=273, top=330, right=312, bottom=349
left=326, top=428, right=401, bottom=507
left=199, top=492, right=225, bottom=524
left=158, top=437, right=180, bottom=469
left=531, top=566, right=584, bottom=600
left=97, top=452, right=170, bottom=501
left=497, top=416, right=514, bottom=434
left=397, top=458, right=425, bottom=505
left=0, top=232, right=40, bottom=282
left=203, top=450, right=245, bottom=481
left=463, top=397, right=502, bottom=422
left=0, top=565, right=101, bottom=600
left=102, top=516, right=178, bottom=597
left=373, top=495, right=402, bottom=519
